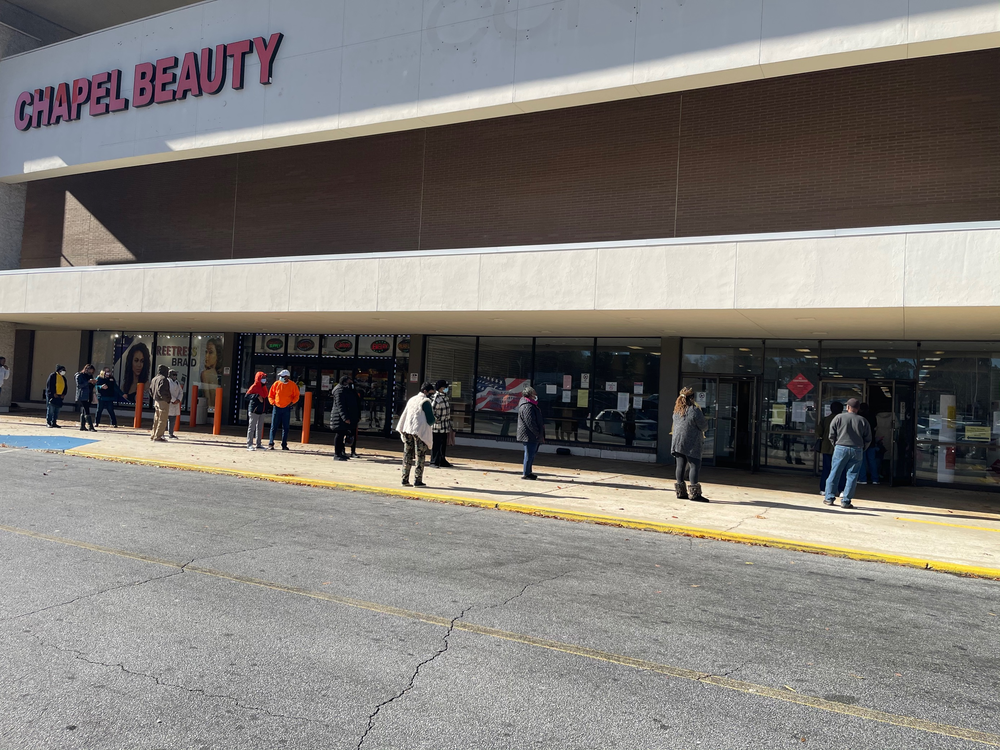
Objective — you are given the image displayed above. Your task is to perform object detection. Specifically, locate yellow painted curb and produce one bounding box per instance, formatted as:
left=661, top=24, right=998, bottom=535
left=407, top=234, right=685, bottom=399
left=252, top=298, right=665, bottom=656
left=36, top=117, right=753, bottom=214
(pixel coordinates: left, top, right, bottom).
left=65, top=449, right=1000, bottom=581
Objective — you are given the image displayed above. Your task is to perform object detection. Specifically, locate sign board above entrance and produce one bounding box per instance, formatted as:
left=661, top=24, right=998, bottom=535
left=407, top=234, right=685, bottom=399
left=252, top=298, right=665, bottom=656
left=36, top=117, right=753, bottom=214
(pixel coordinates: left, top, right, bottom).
left=13, top=33, right=283, bottom=132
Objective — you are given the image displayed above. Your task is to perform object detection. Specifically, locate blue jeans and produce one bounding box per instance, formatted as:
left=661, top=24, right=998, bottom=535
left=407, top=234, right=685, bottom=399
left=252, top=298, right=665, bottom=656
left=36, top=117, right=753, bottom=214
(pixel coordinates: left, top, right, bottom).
left=46, top=397, right=63, bottom=425
left=826, top=445, right=862, bottom=505
left=95, top=399, right=118, bottom=426
left=820, top=452, right=847, bottom=494
left=522, top=440, right=539, bottom=477
left=269, top=406, right=291, bottom=448
left=859, top=445, right=879, bottom=483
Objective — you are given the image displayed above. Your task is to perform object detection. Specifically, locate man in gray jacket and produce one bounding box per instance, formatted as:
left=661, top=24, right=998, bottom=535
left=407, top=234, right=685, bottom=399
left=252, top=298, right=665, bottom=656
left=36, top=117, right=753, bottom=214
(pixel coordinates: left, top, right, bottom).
left=824, top=397, right=872, bottom=509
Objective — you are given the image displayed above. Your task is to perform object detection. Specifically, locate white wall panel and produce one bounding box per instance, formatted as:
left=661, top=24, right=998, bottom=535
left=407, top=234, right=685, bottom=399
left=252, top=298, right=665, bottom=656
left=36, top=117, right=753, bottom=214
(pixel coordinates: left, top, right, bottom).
left=24, top=270, right=81, bottom=313
left=142, top=266, right=214, bottom=313
left=377, top=254, right=481, bottom=311
left=903, top=230, right=1000, bottom=308
left=211, top=263, right=290, bottom=312
left=478, top=249, right=596, bottom=311
left=0, top=0, right=997, bottom=179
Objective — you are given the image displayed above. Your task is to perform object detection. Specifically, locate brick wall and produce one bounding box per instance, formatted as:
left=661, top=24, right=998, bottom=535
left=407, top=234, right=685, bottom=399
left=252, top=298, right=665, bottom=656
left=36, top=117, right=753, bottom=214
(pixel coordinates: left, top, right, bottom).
left=20, top=49, right=1000, bottom=268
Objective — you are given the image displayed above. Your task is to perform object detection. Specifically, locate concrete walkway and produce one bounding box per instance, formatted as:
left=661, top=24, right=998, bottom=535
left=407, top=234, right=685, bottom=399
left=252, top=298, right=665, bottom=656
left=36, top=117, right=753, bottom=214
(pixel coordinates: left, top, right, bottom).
left=1, top=411, right=998, bottom=578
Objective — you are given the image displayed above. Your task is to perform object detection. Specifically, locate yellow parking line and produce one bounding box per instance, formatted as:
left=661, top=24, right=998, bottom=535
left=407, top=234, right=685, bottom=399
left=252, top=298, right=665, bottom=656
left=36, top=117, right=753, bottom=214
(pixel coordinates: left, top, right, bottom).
left=1, top=522, right=999, bottom=747
left=895, top=517, right=1000, bottom=533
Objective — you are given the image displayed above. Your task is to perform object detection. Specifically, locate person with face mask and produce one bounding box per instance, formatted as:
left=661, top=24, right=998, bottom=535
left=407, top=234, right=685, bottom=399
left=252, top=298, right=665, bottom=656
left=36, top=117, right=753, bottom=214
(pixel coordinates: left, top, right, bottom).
left=245, top=371, right=269, bottom=451
left=44, top=364, right=68, bottom=428
left=167, top=370, right=184, bottom=439
left=430, top=379, right=455, bottom=468
left=267, top=369, right=299, bottom=450
left=330, top=375, right=361, bottom=460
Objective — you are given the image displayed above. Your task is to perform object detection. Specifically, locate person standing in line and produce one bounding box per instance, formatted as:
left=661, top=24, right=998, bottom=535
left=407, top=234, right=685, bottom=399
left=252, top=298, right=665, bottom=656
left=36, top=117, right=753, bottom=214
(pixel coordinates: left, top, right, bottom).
left=268, top=369, right=299, bottom=451
left=816, top=400, right=847, bottom=496
left=824, top=397, right=872, bottom=510
left=330, top=375, right=360, bottom=461
left=94, top=367, right=120, bottom=427
left=44, top=364, right=68, bottom=428
left=396, top=381, right=436, bottom=487
left=167, top=370, right=184, bottom=439
left=245, top=371, right=268, bottom=451
left=148, top=364, right=173, bottom=442
left=430, top=379, right=455, bottom=468
left=516, top=386, right=544, bottom=480
left=671, top=386, right=709, bottom=502
left=75, top=365, right=97, bottom=432
left=0, top=356, right=9, bottom=403
left=857, top=402, right=881, bottom=485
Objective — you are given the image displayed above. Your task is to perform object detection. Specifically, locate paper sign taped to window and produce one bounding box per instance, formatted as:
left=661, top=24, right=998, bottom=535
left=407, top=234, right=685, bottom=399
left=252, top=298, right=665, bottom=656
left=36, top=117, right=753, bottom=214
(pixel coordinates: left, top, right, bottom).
left=617, top=392, right=630, bottom=411
left=634, top=382, right=643, bottom=395
left=695, top=392, right=707, bottom=408
left=546, top=384, right=557, bottom=395
left=634, top=396, right=643, bottom=409
left=581, top=374, right=590, bottom=389
left=777, top=388, right=789, bottom=403
left=577, top=390, right=589, bottom=408
left=451, top=382, right=461, bottom=398
left=791, top=401, right=807, bottom=423
left=771, top=404, right=787, bottom=425
left=562, top=389, right=571, bottom=403
left=563, top=375, right=572, bottom=389
left=606, top=382, right=617, bottom=392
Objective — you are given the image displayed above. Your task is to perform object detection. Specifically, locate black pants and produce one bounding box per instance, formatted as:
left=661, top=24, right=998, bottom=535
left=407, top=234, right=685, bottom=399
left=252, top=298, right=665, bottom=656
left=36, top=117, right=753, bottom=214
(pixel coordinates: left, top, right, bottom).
left=431, top=432, right=448, bottom=465
left=334, top=431, right=346, bottom=456
left=675, top=454, right=701, bottom=484
left=78, top=401, right=92, bottom=421
left=95, top=400, right=117, bottom=426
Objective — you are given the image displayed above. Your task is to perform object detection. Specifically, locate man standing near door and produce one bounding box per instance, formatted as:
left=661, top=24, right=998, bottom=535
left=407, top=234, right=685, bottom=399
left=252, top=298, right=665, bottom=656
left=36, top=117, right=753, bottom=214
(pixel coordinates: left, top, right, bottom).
left=824, top=397, right=872, bottom=509
left=268, top=369, right=300, bottom=451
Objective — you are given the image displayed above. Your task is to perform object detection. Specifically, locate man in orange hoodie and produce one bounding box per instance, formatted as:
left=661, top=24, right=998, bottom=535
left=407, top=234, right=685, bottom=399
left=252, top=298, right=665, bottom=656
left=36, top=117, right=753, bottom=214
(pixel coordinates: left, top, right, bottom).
left=267, top=369, right=299, bottom=450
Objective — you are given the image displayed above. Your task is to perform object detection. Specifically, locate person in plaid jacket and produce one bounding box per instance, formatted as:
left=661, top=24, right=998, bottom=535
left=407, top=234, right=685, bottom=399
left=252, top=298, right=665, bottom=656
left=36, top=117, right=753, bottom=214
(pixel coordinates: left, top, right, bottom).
left=430, top=379, right=454, bottom=468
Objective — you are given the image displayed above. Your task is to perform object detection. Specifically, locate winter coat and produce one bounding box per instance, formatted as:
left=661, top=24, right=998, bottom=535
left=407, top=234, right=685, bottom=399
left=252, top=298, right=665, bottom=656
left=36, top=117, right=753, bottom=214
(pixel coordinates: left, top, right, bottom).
left=246, top=372, right=269, bottom=414
left=168, top=379, right=184, bottom=417
left=670, top=405, right=708, bottom=460
left=330, top=384, right=361, bottom=433
left=149, top=373, right=172, bottom=402
left=45, top=371, right=67, bottom=401
left=396, top=392, right=435, bottom=449
left=516, top=398, right=544, bottom=443
left=95, top=376, right=120, bottom=402
left=75, top=372, right=94, bottom=403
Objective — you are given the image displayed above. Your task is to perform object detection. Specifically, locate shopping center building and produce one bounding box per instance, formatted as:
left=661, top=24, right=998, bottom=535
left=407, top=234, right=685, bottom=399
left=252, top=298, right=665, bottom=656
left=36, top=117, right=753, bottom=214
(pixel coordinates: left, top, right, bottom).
left=0, top=0, right=998, bottom=491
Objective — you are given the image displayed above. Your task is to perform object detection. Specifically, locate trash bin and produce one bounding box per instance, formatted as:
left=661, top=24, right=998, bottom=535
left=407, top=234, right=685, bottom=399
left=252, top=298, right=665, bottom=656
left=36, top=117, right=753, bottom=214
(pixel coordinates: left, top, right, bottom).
left=195, top=396, right=208, bottom=425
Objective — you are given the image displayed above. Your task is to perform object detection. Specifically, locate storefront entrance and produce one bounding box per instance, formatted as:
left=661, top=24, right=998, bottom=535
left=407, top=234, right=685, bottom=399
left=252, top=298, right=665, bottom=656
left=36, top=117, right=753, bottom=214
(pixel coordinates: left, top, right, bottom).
left=682, top=375, right=757, bottom=470
left=819, top=380, right=916, bottom=486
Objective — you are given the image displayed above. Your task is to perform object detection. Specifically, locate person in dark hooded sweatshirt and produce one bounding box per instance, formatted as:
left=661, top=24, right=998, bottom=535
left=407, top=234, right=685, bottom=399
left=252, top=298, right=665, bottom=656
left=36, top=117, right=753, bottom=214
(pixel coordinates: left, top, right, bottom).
left=245, top=371, right=269, bottom=451
left=330, top=375, right=361, bottom=461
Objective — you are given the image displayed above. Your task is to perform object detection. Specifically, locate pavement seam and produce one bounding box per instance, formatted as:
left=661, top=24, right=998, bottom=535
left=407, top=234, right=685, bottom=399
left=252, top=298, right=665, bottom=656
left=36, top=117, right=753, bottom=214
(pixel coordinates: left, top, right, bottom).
left=56, top=450, right=1000, bottom=581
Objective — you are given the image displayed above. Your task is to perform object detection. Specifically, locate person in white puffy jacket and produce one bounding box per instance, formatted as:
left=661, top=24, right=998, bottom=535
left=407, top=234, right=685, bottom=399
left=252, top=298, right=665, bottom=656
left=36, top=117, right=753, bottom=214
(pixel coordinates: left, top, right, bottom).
left=396, top=382, right=436, bottom=487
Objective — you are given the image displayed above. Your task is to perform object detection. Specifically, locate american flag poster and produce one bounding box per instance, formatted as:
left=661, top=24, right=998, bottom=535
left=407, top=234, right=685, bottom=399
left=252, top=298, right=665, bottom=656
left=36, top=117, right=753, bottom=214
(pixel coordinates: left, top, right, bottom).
left=475, top=377, right=529, bottom=411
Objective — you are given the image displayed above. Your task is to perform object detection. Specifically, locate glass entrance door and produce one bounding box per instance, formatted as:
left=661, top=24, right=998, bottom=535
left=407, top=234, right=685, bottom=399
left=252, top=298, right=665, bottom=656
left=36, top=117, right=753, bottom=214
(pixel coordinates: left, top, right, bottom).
left=715, top=378, right=756, bottom=468
left=355, top=365, right=391, bottom=434
left=891, top=382, right=916, bottom=486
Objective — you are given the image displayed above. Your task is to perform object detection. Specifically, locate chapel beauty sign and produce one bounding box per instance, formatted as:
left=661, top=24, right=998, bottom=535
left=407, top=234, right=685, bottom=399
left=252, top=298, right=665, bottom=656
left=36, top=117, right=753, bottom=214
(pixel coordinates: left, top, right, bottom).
left=13, top=33, right=283, bottom=132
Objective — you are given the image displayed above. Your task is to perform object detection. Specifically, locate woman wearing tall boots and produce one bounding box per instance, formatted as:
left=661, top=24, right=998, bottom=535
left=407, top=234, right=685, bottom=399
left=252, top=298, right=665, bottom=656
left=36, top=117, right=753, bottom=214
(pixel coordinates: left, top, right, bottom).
left=671, top=386, right=709, bottom=502
left=75, top=364, right=97, bottom=432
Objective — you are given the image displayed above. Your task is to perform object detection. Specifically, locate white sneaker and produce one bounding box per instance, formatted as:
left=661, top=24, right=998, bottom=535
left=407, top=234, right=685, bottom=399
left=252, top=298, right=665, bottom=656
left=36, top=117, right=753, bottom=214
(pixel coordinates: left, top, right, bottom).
left=248, top=446, right=256, bottom=452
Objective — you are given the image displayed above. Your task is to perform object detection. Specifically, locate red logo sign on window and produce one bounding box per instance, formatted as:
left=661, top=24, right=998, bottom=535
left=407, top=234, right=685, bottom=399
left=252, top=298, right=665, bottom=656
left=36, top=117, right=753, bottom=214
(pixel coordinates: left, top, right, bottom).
left=786, top=374, right=814, bottom=399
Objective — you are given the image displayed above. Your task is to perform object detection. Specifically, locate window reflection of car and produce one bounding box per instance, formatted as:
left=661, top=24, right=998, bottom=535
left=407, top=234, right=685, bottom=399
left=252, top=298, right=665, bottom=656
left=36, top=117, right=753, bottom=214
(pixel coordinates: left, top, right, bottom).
left=590, top=409, right=657, bottom=440
left=916, top=415, right=992, bottom=442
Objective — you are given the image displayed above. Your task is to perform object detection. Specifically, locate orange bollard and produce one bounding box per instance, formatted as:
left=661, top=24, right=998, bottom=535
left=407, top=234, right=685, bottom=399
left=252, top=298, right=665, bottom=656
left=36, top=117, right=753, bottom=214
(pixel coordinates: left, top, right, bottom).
left=301, top=391, right=313, bottom=445
left=189, top=386, right=199, bottom=428
left=212, top=387, right=223, bottom=435
left=133, top=382, right=144, bottom=428
left=173, top=413, right=181, bottom=436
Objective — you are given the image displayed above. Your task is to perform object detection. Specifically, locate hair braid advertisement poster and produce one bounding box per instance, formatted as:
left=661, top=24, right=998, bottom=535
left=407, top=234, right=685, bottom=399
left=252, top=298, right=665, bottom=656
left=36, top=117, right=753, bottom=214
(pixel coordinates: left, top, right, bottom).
left=113, top=333, right=225, bottom=404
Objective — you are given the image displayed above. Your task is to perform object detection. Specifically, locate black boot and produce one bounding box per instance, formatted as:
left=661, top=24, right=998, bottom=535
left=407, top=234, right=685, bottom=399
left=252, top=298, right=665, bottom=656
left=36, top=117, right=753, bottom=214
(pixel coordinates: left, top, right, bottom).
left=79, top=414, right=88, bottom=432
left=690, top=483, right=709, bottom=503
left=87, top=416, right=96, bottom=432
left=674, top=481, right=688, bottom=499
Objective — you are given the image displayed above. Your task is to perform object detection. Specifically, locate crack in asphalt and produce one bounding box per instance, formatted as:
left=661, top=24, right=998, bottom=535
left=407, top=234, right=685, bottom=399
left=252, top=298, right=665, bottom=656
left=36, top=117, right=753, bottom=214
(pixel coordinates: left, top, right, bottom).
left=356, top=570, right=571, bottom=749
left=0, top=565, right=191, bottom=623
left=27, top=633, right=332, bottom=728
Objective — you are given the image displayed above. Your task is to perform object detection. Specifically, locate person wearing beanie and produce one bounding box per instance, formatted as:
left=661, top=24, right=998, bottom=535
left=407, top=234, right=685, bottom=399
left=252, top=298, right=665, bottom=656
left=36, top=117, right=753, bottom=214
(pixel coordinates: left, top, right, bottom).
left=267, top=369, right=299, bottom=450
left=149, top=364, right=173, bottom=442
left=44, top=364, right=68, bottom=428
left=430, top=379, right=455, bottom=468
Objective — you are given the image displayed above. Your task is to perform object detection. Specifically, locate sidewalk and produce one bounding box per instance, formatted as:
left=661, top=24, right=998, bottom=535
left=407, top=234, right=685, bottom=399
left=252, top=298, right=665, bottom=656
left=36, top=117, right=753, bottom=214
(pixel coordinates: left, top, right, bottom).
left=1, top=411, right=998, bottom=578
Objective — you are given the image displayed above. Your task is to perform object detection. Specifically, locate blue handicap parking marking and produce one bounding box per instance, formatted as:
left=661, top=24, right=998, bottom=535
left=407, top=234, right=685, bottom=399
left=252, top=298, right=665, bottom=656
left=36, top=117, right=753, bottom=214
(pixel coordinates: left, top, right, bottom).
left=0, top=435, right=99, bottom=452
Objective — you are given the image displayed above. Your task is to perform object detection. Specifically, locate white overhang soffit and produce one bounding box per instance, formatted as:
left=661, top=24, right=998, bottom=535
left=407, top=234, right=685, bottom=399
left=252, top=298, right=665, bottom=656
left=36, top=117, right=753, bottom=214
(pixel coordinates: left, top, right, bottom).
left=1, top=221, right=1000, bottom=341
left=1, top=0, right=998, bottom=181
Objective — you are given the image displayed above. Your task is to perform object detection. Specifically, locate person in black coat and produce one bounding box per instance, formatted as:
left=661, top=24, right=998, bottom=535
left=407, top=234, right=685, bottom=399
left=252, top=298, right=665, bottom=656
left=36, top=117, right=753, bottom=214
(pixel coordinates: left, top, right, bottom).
left=330, top=375, right=361, bottom=461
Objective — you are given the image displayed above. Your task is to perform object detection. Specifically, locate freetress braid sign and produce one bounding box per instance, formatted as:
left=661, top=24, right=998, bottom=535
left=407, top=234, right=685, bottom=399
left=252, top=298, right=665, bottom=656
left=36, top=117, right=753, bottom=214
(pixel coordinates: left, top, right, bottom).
left=13, top=33, right=283, bottom=132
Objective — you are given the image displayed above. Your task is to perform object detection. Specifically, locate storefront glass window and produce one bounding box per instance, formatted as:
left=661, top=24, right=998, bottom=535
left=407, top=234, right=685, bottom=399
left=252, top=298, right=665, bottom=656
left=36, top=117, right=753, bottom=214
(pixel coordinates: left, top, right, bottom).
left=358, top=335, right=395, bottom=358
left=761, top=341, right=820, bottom=471
left=533, top=338, right=594, bottom=442
left=474, top=337, right=533, bottom=437
left=915, top=343, right=1000, bottom=489
left=593, top=339, right=660, bottom=448
left=116, top=332, right=154, bottom=402
left=193, top=334, right=227, bottom=416
left=682, top=339, right=763, bottom=375
left=154, top=333, right=193, bottom=409
left=90, top=332, right=118, bottom=380
left=322, top=335, right=356, bottom=357
left=425, top=336, right=475, bottom=433
left=820, top=342, right=917, bottom=380
left=255, top=334, right=286, bottom=355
